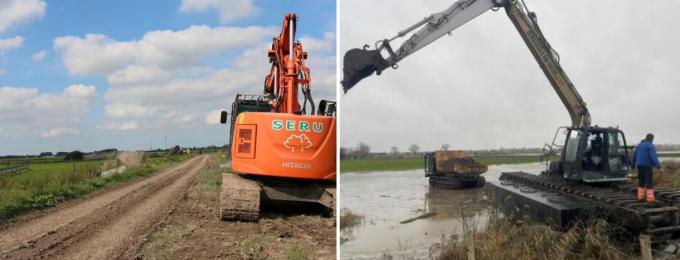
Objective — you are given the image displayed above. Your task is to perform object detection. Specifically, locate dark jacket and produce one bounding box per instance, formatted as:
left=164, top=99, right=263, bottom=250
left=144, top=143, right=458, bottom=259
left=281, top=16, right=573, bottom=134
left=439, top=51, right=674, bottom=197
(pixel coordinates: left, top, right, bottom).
left=633, top=140, right=660, bottom=167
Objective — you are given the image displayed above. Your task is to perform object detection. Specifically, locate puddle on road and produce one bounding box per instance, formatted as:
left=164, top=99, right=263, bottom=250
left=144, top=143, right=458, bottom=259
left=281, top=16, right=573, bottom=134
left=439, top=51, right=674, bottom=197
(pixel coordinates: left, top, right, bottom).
left=340, top=162, right=546, bottom=259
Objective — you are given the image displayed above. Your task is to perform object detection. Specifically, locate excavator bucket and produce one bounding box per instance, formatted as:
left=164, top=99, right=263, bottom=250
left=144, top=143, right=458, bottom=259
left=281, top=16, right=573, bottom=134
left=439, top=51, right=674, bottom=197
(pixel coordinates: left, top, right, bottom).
left=341, top=47, right=391, bottom=93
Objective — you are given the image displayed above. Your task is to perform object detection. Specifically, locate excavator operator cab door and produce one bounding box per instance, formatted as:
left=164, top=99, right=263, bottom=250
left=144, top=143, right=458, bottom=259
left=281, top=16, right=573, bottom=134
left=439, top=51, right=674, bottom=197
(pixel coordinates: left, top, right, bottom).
left=560, top=129, right=582, bottom=179
left=227, top=95, right=273, bottom=158
left=561, top=128, right=629, bottom=182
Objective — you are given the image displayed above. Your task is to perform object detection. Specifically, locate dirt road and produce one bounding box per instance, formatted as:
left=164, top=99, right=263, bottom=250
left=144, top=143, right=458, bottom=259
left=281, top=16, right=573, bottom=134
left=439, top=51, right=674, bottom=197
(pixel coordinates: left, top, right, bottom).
left=0, top=155, right=210, bottom=259
left=139, top=157, right=337, bottom=259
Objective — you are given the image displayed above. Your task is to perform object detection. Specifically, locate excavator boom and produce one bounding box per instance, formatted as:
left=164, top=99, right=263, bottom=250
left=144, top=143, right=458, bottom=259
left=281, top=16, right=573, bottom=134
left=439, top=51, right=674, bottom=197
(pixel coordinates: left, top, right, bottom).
left=342, top=0, right=590, bottom=128
left=502, top=1, right=590, bottom=128
left=265, top=14, right=315, bottom=114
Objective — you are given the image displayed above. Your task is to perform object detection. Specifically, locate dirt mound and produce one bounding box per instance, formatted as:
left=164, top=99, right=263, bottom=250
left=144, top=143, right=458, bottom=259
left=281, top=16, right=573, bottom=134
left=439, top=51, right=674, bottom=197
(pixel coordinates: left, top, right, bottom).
left=117, top=151, right=146, bottom=167
left=436, top=157, right=488, bottom=175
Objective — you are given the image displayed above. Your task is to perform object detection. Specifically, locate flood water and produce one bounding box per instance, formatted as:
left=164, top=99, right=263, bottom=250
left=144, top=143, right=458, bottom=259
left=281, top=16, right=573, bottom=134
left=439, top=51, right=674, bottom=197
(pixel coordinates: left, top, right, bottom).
left=339, top=162, right=547, bottom=259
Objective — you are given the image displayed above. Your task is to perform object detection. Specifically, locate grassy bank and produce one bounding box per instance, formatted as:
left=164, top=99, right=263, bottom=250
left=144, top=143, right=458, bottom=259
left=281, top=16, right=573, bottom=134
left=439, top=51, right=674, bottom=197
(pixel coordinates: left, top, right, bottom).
left=660, top=152, right=680, bottom=158
left=436, top=214, right=635, bottom=259
left=433, top=161, right=680, bottom=259
left=341, top=154, right=556, bottom=173
left=0, top=154, right=194, bottom=221
left=654, top=160, right=680, bottom=188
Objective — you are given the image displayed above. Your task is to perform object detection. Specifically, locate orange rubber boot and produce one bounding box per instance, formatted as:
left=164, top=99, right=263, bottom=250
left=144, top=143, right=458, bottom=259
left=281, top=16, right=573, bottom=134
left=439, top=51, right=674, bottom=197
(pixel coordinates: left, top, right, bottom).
left=637, top=187, right=646, bottom=201
left=646, top=189, right=656, bottom=203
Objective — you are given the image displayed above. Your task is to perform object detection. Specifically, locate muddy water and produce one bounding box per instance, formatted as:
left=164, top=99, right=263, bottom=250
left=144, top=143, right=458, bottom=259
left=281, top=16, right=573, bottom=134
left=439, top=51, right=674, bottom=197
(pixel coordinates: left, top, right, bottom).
left=340, top=162, right=546, bottom=259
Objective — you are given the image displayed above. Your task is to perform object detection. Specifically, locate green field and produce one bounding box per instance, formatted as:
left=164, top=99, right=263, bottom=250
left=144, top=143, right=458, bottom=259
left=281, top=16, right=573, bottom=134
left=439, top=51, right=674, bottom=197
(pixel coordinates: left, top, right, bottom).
left=0, top=154, right=195, bottom=221
left=660, top=152, right=680, bottom=158
left=340, top=154, right=557, bottom=173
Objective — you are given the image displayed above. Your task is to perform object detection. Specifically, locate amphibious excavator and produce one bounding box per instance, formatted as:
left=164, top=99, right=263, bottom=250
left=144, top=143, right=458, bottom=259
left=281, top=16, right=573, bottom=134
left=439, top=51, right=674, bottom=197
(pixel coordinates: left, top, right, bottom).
left=343, top=0, right=680, bottom=240
left=218, top=14, right=336, bottom=221
left=425, top=150, right=487, bottom=189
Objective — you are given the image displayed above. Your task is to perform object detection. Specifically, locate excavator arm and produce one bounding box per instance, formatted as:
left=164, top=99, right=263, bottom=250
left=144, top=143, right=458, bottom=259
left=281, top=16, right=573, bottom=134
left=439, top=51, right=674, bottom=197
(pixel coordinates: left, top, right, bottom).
left=342, top=0, right=591, bottom=128
left=265, top=14, right=315, bottom=115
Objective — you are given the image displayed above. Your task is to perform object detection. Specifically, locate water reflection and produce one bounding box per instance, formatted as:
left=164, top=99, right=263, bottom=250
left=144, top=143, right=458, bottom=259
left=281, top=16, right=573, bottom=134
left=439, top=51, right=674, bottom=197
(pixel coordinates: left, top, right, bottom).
left=340, top=163, right=545, bottom=259
left=424, top=187, right=487, bottom=221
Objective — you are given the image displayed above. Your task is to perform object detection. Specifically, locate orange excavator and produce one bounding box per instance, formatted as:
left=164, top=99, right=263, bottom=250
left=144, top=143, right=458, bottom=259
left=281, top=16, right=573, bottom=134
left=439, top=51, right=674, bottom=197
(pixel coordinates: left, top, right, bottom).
left=218, top=13, right=336, bottom=221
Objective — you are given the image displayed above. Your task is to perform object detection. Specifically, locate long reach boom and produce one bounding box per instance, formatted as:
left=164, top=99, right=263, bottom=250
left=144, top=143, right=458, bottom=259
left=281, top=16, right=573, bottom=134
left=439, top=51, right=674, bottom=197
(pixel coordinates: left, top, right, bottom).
left=342, top=0, right=591, bottom=128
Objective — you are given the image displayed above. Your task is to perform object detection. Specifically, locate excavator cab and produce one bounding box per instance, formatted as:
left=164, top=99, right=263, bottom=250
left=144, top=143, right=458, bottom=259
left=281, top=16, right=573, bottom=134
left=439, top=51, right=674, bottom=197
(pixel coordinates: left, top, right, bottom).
left=548, top=127, right=630, bottom=182
left=221, top=94, right=272, bottom=158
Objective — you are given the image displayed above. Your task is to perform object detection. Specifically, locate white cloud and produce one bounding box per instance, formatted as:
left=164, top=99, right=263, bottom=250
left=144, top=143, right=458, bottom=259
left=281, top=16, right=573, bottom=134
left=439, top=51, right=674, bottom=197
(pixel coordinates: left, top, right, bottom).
left=53, top=25, right=276, bottom=75
left=33, top=84, right=97, bottom=112
left=100, top=31, right=334, bottom=127
left=0, top=87, right=38, bottom=111
left=98, top=121, right=139, bottom=131
left=32, top=50, right=47, bottom=60
left=41, top=127, right=80, bottom=138
left=0, top=36, right=25, bottom=73
left=106, top=64, right=170, bottom=86
left=0, top=85, right=97, bottom=137
left=179, top=0, right=257, bottom=23
left=299, top=32, right=336, bottom=53
left=0, top=36, right=24, bottom=52
left=51, top=24, right=334, bottom=137
left=105, top=103, right=159, bottom=118
left=0, top=0, right=46, bottom=33
left=205, top=110, right=223, bottom=125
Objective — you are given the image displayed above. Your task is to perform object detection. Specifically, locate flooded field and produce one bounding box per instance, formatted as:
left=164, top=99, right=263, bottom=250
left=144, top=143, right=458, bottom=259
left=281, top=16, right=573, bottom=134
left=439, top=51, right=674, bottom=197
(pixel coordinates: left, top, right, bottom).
left=340, top=162, right=546, bottom=259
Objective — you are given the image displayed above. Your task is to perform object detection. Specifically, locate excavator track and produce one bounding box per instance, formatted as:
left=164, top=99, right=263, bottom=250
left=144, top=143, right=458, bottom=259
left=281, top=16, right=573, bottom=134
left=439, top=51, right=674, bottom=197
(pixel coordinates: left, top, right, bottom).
left=429, top=175, right=485, bottom=189
left=324, top=186, right=336, bottom=217
left=220, top=173, right=261, bottom=222
left=495, top=172, right=680, bottom=241
left=260, top=179, right=336, bottom=217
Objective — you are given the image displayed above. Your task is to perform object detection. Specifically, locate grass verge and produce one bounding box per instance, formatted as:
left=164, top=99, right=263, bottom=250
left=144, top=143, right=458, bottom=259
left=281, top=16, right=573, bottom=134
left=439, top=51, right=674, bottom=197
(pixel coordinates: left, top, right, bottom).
left=654, top=160, right=680, bottom=188
left=0, top=154, right=194, bottom=221
left=436, top=211, right=635, bottom=259
left=339, top=208, right=364, bottom=231
left=341, top=154, right=557, bottom=173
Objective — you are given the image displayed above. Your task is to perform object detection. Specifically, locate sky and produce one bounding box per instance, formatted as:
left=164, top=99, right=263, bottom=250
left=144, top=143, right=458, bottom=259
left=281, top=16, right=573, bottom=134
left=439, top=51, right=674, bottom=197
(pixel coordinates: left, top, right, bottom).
left=340, top=0, right=680, bottom=153
left=0, top=0, right=336, bottom=155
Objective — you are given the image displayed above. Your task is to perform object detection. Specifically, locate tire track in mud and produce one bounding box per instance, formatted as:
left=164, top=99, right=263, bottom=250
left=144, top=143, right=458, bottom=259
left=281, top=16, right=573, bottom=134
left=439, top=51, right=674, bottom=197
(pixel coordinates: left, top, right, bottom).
left=0, top=155, right=210, bottom=259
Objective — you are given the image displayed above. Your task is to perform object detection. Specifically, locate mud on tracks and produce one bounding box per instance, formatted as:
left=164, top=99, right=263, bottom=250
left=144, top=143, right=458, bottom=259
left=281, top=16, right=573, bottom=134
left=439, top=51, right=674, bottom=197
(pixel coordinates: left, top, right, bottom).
left=0, top=155, right=210, bottom=259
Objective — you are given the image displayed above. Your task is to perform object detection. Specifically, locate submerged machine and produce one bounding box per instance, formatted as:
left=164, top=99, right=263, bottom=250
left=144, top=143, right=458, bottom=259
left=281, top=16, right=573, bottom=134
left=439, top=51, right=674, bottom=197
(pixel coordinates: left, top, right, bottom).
left=425, top=150, right=487, bottom=189
left=342, top=0, right=680, bottom=240
left=219, top=14, right=336, bottom=221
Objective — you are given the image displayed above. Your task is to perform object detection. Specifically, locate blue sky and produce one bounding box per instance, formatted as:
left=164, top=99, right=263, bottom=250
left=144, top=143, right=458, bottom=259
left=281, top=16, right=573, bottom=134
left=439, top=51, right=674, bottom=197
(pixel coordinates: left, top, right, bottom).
left=0, top=0, right=336, bottom=155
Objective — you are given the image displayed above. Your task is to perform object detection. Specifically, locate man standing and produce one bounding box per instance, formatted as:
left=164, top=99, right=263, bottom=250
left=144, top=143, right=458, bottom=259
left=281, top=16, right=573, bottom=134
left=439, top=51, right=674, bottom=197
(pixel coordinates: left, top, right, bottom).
left=632, top=133, right=661, bottom=203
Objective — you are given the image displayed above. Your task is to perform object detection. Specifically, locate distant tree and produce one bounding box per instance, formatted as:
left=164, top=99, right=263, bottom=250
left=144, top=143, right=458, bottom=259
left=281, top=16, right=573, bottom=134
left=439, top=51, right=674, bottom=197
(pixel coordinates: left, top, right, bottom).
left=65, top=150, right=84, bottom=161
left=408, top=144, right=420, bottom=156
left=169, top=145, right=182, bottom=155
left=441, top=144, right=450, bottom=151
left=356, top=142, right=371, bottom=159
left=340, top=147, right=348, bottom=159
left=390, top=146, right=399, bottom=158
